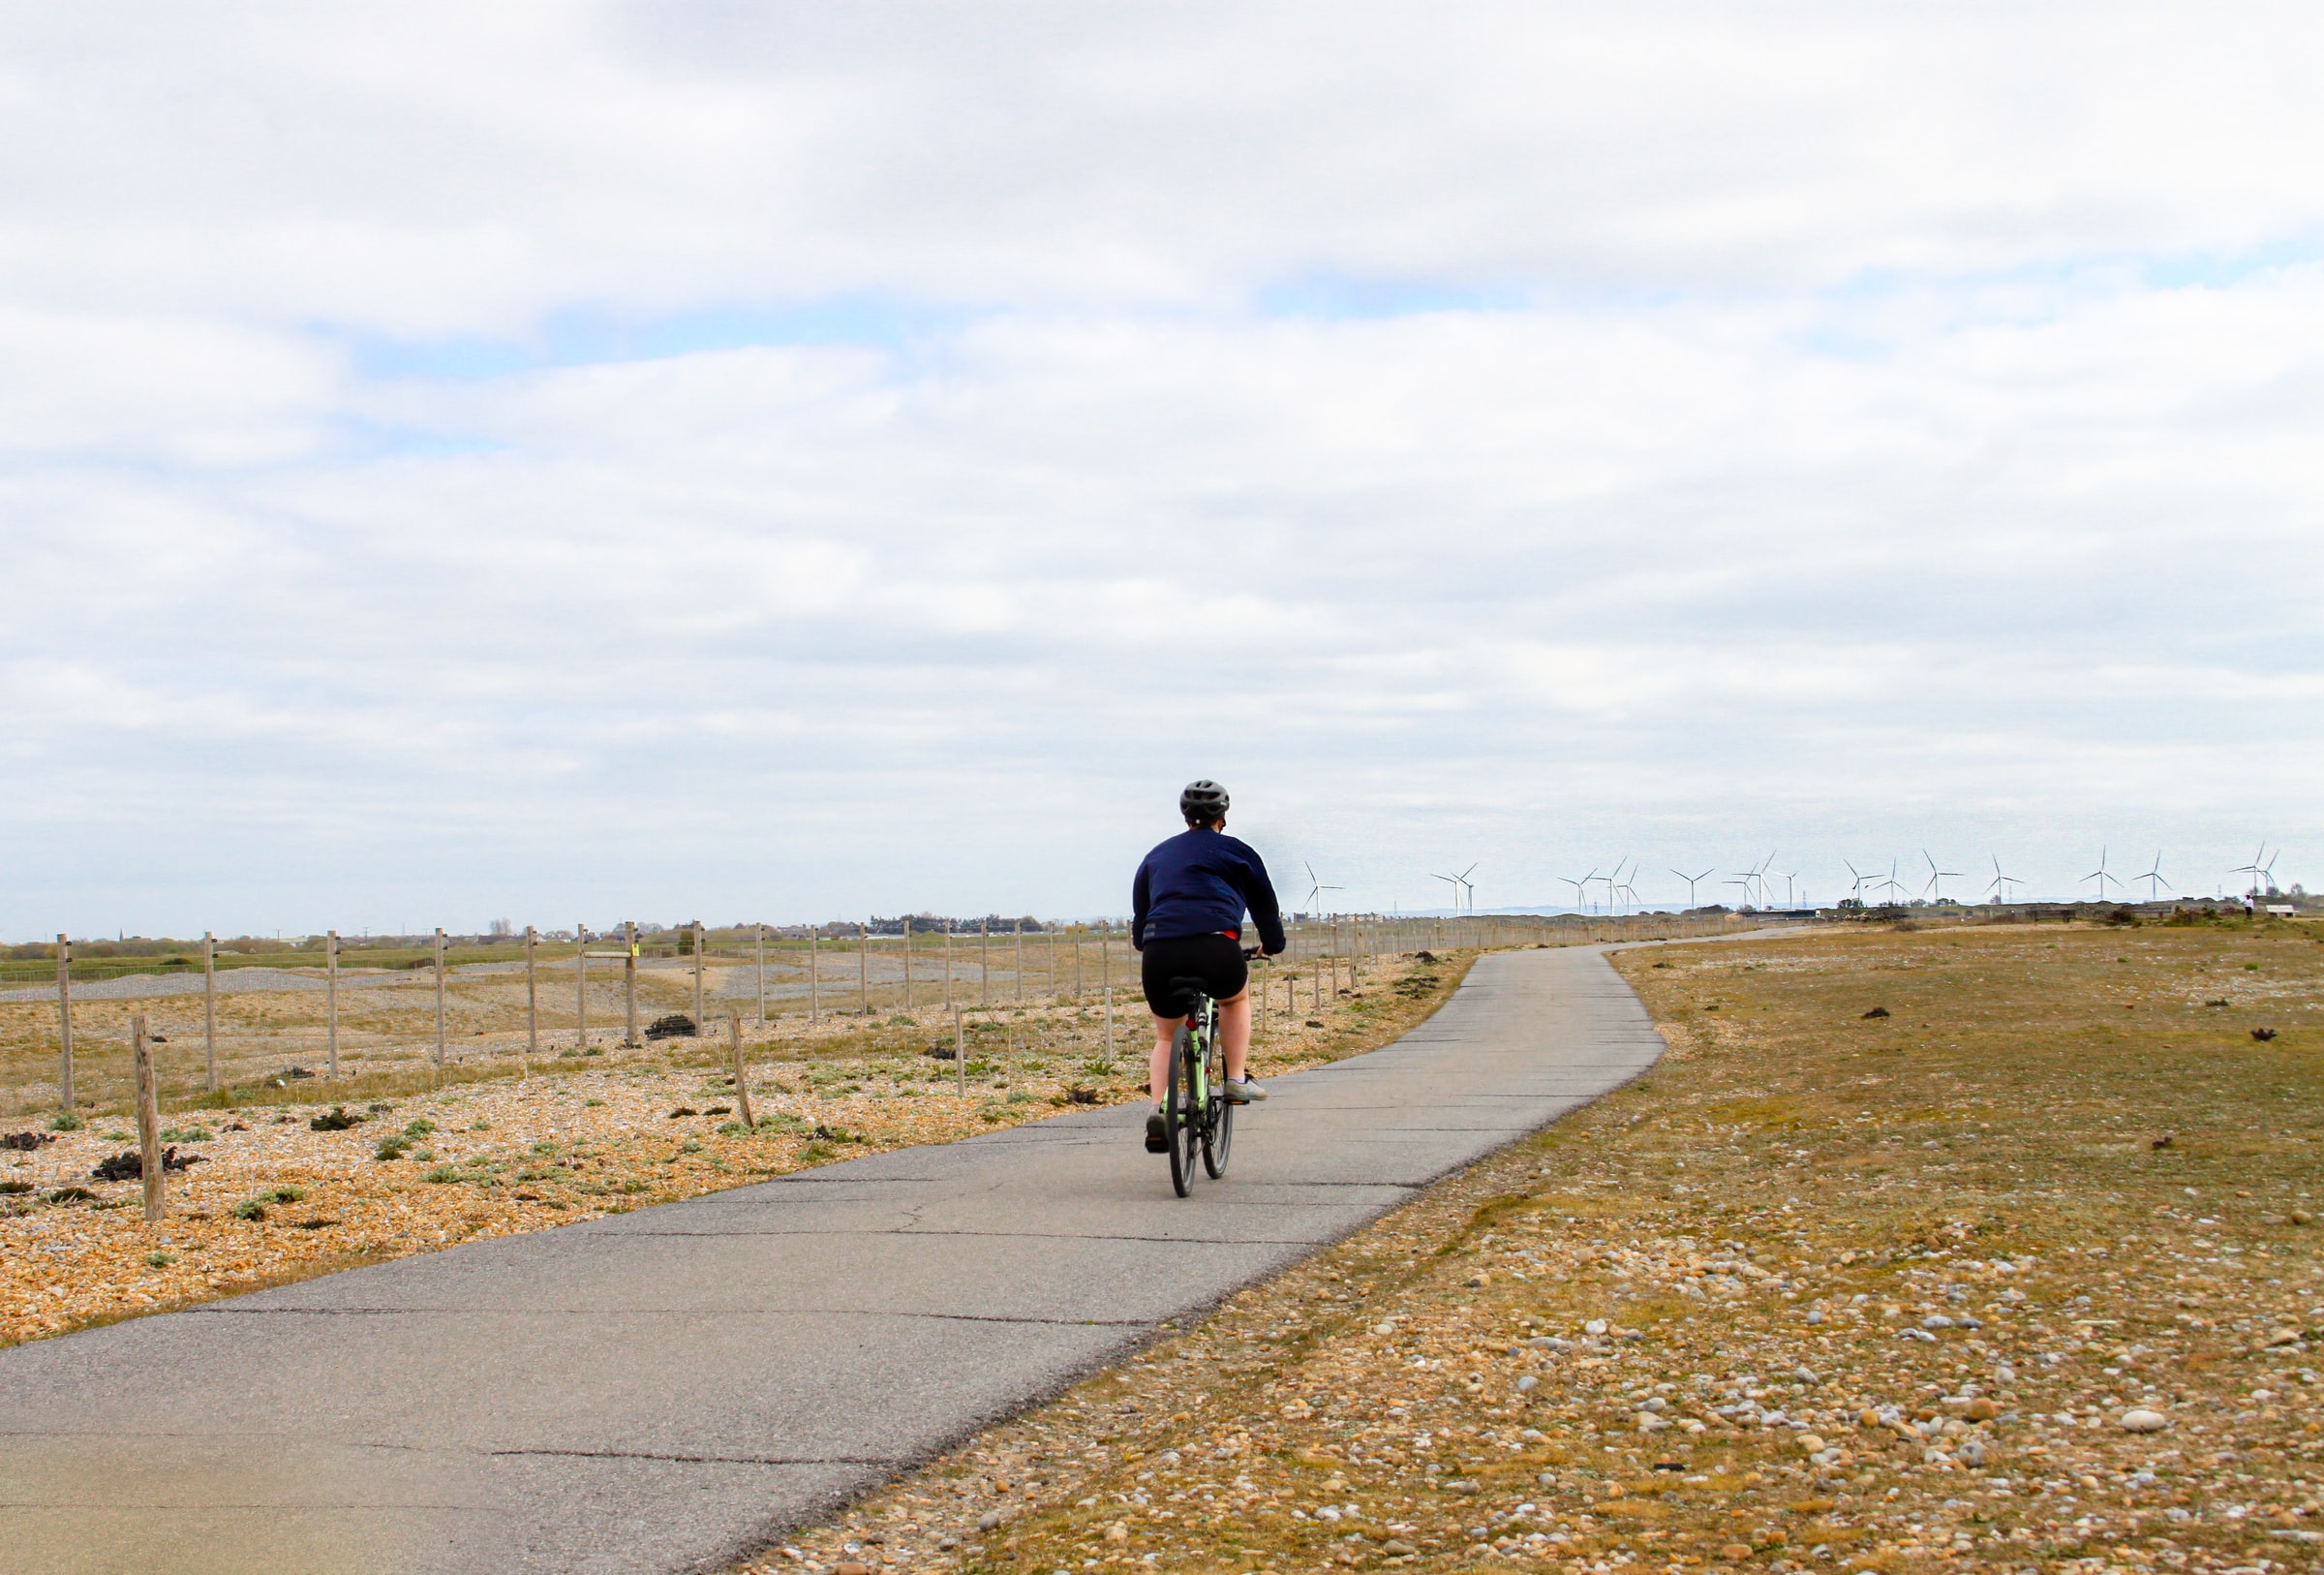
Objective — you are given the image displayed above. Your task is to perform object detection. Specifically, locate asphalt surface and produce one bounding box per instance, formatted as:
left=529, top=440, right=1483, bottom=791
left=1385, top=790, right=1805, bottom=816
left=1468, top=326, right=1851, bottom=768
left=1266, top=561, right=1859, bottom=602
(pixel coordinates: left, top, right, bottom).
left=0, top=942, right=1669, bottom=1575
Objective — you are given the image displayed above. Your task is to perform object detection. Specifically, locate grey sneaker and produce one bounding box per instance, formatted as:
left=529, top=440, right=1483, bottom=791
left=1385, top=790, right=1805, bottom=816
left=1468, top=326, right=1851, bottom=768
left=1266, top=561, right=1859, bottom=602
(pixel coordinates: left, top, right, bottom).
left=1222, top=1077, right=1268, bottom=1103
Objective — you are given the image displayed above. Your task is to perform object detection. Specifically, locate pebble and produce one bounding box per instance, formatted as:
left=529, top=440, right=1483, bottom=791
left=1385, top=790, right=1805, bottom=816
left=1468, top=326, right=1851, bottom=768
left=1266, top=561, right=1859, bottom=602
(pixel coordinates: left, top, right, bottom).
left=2120, top=1408, right=2171, bottom=1434
left=1583, top=1318, right=1608, bottom=1336
left=1795, top=1434, right=1826, bottom=1454
left=1804, top=1308, right=1824, bottom=1324
left=1921, top=1313, right=1954, bottom=1329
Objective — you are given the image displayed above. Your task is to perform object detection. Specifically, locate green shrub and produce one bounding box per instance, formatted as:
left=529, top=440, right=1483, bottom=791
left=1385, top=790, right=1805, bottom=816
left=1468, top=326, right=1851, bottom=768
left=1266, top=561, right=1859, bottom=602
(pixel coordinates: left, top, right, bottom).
left=49, top=1113, right=82, bottom=1131
left=374, top=1134, right=412, bottom=1160
left=307, top=1107, right=361, bottom=1131
left=233, top=1199, right=267, bottom=1221
left=402, top=1119, right=436, bottom=1137
left=423, top=1164, right=459, bottom=1184
left=145, top=1251, right=174, bottom=1268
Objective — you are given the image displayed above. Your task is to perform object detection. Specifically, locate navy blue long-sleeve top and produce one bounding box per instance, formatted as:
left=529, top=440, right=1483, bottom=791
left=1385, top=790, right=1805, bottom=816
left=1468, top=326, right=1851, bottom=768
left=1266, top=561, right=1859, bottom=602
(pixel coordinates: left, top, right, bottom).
left=1131, top=828, right=1287, bottom=953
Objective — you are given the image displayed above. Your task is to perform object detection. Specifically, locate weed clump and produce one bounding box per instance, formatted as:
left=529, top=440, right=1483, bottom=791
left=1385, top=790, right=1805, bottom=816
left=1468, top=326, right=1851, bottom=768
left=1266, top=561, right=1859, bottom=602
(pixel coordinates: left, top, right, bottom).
left=308, top=1106, right=364, bottom=1131
left=90, top=1147, right=203, bottom=1182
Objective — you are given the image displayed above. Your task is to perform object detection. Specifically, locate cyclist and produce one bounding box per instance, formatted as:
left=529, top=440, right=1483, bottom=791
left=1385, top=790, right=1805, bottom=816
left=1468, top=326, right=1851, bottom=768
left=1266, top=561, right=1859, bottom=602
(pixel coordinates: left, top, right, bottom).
left=1132, top=780, right=1287, bottom=1152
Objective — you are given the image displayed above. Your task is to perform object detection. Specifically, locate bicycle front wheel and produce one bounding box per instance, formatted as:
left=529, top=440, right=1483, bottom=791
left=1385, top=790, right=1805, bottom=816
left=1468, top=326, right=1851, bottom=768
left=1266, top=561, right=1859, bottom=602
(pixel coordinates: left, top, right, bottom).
left=1202, top=1042, right=1234, bottom=1178
left=1167, top=1024, right=1200, bottom=1197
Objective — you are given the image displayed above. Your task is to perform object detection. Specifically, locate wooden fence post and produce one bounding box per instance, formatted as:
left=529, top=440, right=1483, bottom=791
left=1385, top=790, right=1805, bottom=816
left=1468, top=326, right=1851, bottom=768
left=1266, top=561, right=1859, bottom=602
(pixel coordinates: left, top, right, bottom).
left=692, top=920, right=705, bottom=1028
left=1073, top=936, right=1083, bottom=1001
left=944, top=920, right=954, bottom=1013
left=523, top=926, right=537, bottom=1074
left=326, top=929, right=340, bottom=1080
left=980, top=918, right=990, bottom=1010
left=56, top=934, right=74, bottom=1111
left=202, top=931, right=217, bottom=1094
left=575, top=924, right=589, bottom=1051
left=858, top=921, right=870, bottom=1016
left=902, top=918, right=912, bottom=1009
left=756, top=923, right=767, bottom=1023
left=433, top=927, right=447, bottom=1073
left=810, top=926, right=820, bottom=1023
left=728, top=1013, right=755, bottom=1128
left=623, top=921, right=639, bottom=1047
left=1014, top=920, right=1024, bottom=1004
left=955, top=1009, right=966, bottom=1096
left=133, top=1013, right=163, bottom=1223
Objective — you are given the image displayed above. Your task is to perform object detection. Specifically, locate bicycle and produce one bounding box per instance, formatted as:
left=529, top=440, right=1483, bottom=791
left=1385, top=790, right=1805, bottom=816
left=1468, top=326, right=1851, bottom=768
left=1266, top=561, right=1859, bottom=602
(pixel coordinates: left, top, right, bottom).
left=1158, top=948, right=1260, bottom=1197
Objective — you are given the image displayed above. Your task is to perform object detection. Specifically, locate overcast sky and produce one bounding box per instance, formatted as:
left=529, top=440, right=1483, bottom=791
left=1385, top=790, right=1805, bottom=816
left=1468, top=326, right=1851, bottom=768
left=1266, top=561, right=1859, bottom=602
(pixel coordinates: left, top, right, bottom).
left=3, top=3, right=2318, bottom=939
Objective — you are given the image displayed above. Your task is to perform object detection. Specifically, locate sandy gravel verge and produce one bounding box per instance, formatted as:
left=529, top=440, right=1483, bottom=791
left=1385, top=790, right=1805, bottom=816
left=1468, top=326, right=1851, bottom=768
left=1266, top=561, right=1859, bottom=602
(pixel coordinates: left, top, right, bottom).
left=2, top=952, right=1472, bottom=1349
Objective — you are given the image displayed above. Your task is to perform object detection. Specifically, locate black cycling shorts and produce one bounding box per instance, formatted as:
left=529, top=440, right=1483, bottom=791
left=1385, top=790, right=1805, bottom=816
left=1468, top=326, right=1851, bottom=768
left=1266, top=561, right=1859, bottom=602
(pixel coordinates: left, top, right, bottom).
left=1140, top=933, right=1249, bottom=1015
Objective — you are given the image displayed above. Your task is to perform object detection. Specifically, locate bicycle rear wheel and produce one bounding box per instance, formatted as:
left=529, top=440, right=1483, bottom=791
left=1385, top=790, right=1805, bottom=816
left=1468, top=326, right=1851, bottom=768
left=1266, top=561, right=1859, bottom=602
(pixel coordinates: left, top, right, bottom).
left=1202, top=1037, right=1234, bottom=1178
left=1166, top=1023, right=1200, bottom=1197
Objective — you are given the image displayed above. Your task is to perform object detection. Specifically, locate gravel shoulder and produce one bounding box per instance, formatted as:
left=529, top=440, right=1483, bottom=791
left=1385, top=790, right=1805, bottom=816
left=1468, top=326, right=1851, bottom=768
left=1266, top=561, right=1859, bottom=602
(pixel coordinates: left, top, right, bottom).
left=743, top=916, right=2323, bottom=1575
left=1, top=951, right=1470, bottom=1351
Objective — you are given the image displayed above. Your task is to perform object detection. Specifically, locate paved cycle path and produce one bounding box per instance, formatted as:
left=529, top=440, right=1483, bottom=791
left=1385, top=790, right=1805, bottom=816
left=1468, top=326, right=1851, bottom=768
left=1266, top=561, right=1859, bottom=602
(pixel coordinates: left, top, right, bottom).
left=0, top=944, right=1671, bottom=1575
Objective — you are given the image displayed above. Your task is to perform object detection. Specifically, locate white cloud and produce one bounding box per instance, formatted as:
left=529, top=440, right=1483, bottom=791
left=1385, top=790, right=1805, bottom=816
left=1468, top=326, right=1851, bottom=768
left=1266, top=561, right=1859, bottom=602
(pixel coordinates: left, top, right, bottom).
left=0, top=4, right=2318, bottom=935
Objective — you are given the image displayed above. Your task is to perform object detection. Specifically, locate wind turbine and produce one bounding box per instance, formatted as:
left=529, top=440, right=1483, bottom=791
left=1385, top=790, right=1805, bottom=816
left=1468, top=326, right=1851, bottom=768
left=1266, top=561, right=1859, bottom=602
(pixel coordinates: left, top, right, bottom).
left=2234, top=845, right=2280, bottom=900
left=2083, top=849, right=2122, bottom=902
left=2133, top=851, right=2170, bottom=903
left=1304, top=862, right=1345, bottom=915
left=1921, top=849, right=1965, bottom=904
left=1559, top=869, right=1599, bottom=913
left=1614, top=867, right=1641, bottom=911
left=1844, top=858, right=1873, bottom=906
left=1669, top=867, right=1715, bottom=909
left=1431, top=872, right=1463, bottom=914
left=1601, top=857, right=1635, bottom=914
left=1987, top=854, right=2022, bottom=904
left=1723, top=874, right=1758, bottom=911
left=1877, top=858, right=1909, bottom=905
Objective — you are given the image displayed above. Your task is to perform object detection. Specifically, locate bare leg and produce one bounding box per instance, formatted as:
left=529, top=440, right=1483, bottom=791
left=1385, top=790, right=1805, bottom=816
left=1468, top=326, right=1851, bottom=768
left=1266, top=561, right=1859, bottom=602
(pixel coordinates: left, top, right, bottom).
left=1148, top=1014, right=1181, bottom=1105
left=1218, top=989, right=1253, bottom=1081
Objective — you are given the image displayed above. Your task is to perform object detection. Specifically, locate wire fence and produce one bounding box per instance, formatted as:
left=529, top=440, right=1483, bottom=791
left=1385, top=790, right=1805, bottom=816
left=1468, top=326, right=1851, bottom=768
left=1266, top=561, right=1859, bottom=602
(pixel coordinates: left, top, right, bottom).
left=2, top=911, right=1762, bottom=1119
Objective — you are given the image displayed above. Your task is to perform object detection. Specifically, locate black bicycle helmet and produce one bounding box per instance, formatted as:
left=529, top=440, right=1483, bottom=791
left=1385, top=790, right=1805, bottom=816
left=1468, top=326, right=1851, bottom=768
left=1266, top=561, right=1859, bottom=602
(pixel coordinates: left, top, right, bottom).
left=1179, top=779, right=1230, bottom=823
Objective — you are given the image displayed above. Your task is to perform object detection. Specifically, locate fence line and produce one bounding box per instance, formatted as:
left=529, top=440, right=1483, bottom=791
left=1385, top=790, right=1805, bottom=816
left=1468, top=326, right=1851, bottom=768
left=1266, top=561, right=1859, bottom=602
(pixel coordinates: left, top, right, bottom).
left=8, top=911, right=1772, bottom=1116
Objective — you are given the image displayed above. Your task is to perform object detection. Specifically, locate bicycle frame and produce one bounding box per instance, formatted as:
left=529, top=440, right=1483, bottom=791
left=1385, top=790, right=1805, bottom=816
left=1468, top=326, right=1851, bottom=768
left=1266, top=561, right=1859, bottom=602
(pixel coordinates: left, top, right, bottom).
left=1164, top=981, right=1233, bottom=1196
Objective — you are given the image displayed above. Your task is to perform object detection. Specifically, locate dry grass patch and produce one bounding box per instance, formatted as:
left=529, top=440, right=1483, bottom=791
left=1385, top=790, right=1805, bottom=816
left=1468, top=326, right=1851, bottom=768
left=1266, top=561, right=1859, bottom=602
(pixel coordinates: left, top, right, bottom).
left=738, top=919, right=2323, bottom=1575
